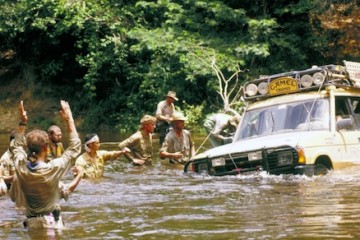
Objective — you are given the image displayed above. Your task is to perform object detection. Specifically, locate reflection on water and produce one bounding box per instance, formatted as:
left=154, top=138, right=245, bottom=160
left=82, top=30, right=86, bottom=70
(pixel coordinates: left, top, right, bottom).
left=1, top=132, right=360, bottom=239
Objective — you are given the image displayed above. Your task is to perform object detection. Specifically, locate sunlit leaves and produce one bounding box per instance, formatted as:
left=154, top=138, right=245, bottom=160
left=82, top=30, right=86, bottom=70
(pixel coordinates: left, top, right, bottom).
left=1, top=0, right=355, bottom=130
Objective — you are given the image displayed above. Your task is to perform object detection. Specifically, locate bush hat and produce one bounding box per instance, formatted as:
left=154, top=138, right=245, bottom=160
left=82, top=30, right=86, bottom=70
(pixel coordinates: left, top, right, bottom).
left=140, top=115, right=157, bottom=124
left=166, top=91, right=178, bottom=101
left=172, top=112, right=187, bottom=121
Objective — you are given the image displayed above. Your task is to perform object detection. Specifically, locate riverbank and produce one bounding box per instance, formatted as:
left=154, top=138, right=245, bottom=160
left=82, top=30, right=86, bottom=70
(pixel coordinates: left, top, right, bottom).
left=0, top=75, right=65, bottom=133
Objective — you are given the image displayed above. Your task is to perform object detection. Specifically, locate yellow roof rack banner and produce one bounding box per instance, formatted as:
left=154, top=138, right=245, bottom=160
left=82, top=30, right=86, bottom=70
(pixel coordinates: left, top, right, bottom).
left=269, top=77, right=299, bottom=96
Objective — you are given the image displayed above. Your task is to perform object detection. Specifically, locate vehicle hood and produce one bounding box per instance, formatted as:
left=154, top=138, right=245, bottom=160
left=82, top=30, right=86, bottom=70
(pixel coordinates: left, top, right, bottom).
left=195, top=131, right=321, bottom=159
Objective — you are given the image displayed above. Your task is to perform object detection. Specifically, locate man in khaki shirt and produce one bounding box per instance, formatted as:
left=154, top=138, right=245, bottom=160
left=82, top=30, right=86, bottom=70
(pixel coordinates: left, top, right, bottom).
left=11, top=100, right=81, bottom=229
left=46, top=125, right=64, bottom=162
left=75, top=134, right=130, bottom=178
left=118, top=115, right=157, bottom=166
left=0, top=130, right=16, bottom=192
left=156, top=91, right=178, bottom=145
left=159, top=112, right=195, bottom=164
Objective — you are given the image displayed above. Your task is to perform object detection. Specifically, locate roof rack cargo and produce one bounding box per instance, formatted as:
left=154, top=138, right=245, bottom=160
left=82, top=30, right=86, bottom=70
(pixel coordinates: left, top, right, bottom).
left=243, top=61, right=360, bottom=101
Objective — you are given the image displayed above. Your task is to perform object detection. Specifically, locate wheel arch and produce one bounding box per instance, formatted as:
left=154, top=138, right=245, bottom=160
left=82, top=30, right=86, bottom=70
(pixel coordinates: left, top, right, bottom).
left=314, top=155, right=333, bottom=170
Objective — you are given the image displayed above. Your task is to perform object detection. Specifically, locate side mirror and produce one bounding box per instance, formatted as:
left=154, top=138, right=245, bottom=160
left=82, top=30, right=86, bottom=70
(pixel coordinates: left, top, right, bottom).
left=336, top=118, right=353, bottom=130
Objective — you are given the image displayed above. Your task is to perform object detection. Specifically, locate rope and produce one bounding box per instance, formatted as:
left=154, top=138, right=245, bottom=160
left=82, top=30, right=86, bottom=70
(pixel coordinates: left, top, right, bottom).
left=195, top=131, right=212, bottom=155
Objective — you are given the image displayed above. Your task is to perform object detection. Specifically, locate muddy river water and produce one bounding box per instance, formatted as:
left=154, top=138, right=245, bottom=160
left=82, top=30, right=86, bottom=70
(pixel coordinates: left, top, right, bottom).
left=1, top=131, right=360, bottom=239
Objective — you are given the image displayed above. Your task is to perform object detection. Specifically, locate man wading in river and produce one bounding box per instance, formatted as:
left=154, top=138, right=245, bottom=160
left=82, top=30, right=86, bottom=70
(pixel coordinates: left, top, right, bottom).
left=75, top=133, right=130, bottom=179
left=11, top=100, right=81, bottom=229
left=155, top=91, right=178, bottom=145
left=118, top=114, right=157, bottom=166
left=159, top=112, right=195, bottom=164
left=46, top=125, right=64, bottom=162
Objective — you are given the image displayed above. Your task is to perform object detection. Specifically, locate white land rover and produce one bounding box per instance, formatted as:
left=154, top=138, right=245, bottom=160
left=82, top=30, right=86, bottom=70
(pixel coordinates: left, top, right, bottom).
left=185, top=61, right=360, bottom=176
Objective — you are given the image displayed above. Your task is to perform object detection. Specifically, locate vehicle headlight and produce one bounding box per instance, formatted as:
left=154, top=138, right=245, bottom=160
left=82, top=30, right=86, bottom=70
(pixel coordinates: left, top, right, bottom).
left=277, top=151, right=293, bottom=166
left=248, top=151, right=262, bottom=161
left=245, top=83, right=258, bottom=96
left=313, top=72, right=325, bottom=85
left=258, top=82, right=268, bottom=95
left=300, top=74, right=313, bottom=87
left=211, top=157, right=226, bottom=167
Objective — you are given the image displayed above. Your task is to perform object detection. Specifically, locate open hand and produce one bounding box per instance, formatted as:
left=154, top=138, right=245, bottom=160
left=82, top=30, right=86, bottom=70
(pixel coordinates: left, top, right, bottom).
left=59, top=100, right=73, bottom=121
left=121, top=147, right=131, bottom=154
left=132, top=159, right=145, bottom=166
left=19, top=100, right=27, bottom=123
left=172, top=152, right=183, bottom=159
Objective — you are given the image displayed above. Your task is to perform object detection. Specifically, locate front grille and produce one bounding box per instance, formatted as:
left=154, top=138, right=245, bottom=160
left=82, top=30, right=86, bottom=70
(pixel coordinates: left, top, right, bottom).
left=207, top=145, right=299, bottom=175
left=263, top=146, right=299, bottom=174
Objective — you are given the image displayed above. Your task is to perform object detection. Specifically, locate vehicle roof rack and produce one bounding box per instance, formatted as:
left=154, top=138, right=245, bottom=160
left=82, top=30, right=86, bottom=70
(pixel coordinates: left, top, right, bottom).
left=243, top=61, right=360, bottom=101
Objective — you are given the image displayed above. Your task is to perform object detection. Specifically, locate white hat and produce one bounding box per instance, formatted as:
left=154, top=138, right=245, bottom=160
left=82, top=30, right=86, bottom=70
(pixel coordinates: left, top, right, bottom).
left=166, top=91, right=178, bottom=101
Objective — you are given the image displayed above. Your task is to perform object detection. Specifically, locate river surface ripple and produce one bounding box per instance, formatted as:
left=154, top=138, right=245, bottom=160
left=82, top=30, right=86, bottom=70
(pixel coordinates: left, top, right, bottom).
left=1, top=135, right=360, bottom=239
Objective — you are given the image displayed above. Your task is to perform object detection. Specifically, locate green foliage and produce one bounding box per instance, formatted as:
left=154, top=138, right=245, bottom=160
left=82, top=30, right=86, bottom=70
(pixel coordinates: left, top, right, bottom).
left=0, top=0, right=358, bottom=130
left=181, top=102, right=205, bottom=133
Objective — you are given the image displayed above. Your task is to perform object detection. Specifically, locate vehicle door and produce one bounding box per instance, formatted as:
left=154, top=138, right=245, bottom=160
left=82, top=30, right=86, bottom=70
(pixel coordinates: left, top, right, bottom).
left=335, top=96, right=360, bottom=165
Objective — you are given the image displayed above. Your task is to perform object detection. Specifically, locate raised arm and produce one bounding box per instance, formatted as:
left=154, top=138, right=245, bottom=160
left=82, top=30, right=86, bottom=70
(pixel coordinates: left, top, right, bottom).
left=59, top=100, right=77, bottom=135
left=17, top=100, right=27, bottom=134
left=10, top=102, right=30, bottom=173
left=55, top=100, right=81, bottom=171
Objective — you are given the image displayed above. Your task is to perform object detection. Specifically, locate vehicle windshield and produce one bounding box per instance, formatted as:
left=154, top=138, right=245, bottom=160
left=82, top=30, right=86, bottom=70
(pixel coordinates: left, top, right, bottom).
left=235, top=98, right=330, bottom=141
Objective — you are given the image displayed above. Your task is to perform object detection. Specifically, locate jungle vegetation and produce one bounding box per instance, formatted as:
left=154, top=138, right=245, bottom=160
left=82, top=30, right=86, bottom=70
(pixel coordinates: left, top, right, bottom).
left=0, top=0, right=359, bottom=131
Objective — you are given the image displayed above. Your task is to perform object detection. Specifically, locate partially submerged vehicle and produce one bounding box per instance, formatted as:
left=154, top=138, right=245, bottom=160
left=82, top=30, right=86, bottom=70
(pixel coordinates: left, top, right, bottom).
left=185, top=61, right=360, bottom=176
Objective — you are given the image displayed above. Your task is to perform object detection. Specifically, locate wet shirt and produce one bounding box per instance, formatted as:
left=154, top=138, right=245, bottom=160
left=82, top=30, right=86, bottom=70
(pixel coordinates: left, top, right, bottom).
left=0, top=149, right=15, bottom=178
left=75, top=150, right=121, bottom=179
left=46, top=142, right=64, bottom=162
left=118, top=130, right=153, bottom=164
left=11, top=132, right=81, bottom=217
left=160, top=129, right=194, bottom=163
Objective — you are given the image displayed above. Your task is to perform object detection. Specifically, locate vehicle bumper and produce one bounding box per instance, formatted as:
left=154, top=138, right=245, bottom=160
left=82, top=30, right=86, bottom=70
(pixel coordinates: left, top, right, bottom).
left=185, top=146, right=305, bottom=176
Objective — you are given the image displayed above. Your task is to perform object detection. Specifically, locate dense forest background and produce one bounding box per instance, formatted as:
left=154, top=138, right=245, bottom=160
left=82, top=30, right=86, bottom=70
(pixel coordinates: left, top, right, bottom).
left=0, top=0, right=359, bottom=132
